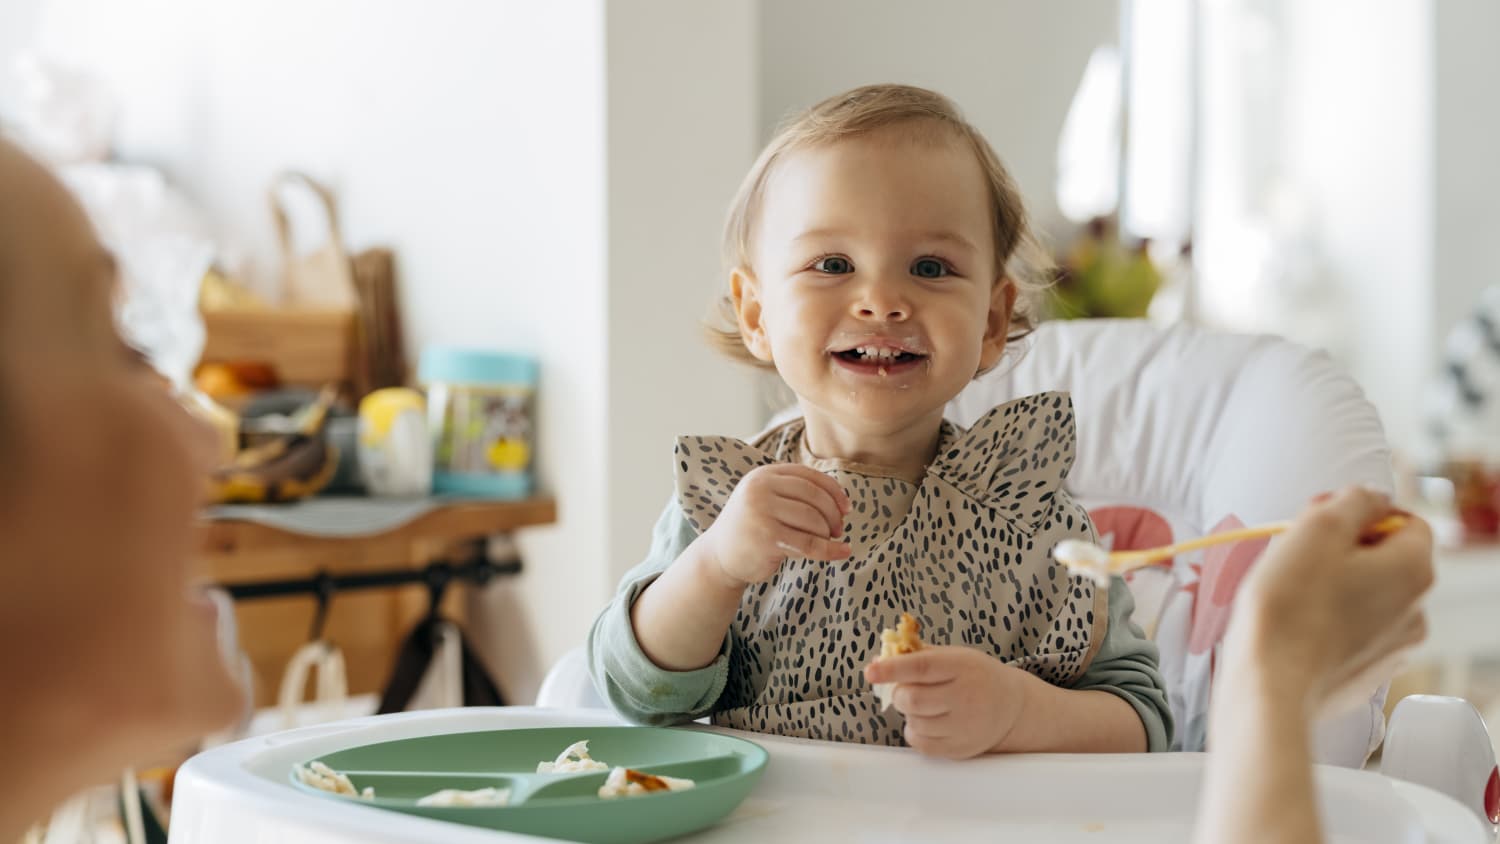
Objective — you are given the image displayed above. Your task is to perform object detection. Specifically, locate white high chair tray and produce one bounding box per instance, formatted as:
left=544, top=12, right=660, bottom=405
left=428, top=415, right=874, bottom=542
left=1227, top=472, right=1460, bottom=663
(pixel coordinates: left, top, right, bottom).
left=171, top=707, right=1491, bottom=844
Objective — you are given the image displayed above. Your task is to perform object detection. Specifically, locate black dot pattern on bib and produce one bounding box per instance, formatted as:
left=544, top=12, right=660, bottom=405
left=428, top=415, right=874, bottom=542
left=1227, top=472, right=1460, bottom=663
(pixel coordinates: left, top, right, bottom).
left=674, top=392, right=1105, bottom=745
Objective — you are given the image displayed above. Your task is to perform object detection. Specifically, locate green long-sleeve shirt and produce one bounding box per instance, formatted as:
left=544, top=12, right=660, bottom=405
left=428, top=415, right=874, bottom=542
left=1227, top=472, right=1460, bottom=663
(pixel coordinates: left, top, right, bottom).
left=588, top=498, right=1174, bottom=752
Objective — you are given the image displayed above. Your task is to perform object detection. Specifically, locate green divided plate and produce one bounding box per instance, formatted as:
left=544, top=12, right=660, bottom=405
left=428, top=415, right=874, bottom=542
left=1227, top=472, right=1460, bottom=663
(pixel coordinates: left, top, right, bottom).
left=287, top=726, right=768, bottom=844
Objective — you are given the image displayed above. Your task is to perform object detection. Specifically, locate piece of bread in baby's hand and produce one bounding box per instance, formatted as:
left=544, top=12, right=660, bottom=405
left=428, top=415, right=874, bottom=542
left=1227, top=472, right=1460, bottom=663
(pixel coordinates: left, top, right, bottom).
left=873, top=612, right=924, bottom=711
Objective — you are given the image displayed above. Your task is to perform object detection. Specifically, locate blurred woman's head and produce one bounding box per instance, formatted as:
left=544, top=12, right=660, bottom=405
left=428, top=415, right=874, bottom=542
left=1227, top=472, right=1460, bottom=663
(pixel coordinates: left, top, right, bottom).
left=0, top=139, right=239, bottom=794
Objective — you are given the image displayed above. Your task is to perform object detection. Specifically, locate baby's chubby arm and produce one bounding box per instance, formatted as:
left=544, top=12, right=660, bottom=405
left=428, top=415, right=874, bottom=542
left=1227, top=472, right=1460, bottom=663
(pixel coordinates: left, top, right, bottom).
left=631, top=463, right=852, bottom=671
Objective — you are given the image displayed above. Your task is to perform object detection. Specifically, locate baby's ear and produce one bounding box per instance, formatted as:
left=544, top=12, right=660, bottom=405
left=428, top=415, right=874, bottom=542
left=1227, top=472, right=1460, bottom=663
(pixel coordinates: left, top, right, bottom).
left=731, top=267, right=774, bottom=362
left=977, top=276, right=1017, bottom=371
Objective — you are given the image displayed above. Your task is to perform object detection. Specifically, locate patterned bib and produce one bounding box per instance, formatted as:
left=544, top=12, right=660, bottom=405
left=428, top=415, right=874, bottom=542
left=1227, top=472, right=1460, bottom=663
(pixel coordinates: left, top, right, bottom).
left=674, top=392, right=1107, bottom=745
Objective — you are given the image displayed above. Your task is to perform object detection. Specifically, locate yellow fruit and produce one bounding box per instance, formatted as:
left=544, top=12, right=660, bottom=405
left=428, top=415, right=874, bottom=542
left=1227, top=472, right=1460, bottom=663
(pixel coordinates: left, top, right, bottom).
left=359, top=388, right=426, bottom=446
left=205, top=387, right=340, bottom=504
left=195, top=363, right=251, bottom=399
left=199, top=268, right=267, bottom=311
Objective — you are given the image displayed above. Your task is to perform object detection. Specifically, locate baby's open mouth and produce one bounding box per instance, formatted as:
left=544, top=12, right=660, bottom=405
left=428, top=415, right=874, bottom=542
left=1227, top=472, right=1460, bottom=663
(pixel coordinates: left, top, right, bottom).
left=832, top=346, right=926, bottom=365
left=829, top=343, right=930, bottom=378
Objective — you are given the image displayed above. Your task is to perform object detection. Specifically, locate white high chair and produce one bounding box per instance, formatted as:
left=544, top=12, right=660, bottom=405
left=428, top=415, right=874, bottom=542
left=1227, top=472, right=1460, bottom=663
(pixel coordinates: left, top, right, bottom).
left=951, top=318, right=1394, bottom=765
left=949, top=318, right=1497, bottom=828
left=538, top=318, right=1498, bottom=830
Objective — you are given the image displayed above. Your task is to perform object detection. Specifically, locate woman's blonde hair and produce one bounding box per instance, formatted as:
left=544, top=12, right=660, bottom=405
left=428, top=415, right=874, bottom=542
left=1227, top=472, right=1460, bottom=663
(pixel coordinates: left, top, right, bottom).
left=707, top=83, right=1050, bottom=369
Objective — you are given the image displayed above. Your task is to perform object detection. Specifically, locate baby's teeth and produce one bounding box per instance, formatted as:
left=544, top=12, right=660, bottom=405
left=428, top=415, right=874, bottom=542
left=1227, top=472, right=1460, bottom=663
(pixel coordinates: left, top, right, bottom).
left=851, top=346, right=907, bottom=360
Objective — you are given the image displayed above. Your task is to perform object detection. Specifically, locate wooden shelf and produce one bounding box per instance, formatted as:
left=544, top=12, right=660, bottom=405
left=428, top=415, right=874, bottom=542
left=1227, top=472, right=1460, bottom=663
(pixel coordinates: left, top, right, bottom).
left=196, top=496, right=556, bottom=707
left=198, top=497, right=556, bottom=581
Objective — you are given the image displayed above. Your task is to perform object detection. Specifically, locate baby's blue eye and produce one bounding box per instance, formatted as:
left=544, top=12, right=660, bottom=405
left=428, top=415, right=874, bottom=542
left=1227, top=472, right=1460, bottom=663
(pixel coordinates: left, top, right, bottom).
left=812, top=255, right=852, bottom=274
left=912, top=258, right=949, bottom=279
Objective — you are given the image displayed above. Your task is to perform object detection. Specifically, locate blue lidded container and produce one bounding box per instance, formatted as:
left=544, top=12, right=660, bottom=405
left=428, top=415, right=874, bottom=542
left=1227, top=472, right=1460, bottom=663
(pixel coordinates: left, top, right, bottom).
left=418, top=346, right=538, bottom=499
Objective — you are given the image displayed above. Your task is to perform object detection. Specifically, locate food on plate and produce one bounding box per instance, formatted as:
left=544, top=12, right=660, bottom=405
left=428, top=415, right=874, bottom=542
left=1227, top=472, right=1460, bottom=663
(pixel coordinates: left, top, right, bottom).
left=873, top=612, right=924, bottom=711
left=415, top=787, right=511, bottom=807
left=536, top=740, right=611, bottom=773
left=294, top=761, right=374, bottom=800
left=596, top=767, right=695, bottom=799
left=298, top=738, right=704, bottom=808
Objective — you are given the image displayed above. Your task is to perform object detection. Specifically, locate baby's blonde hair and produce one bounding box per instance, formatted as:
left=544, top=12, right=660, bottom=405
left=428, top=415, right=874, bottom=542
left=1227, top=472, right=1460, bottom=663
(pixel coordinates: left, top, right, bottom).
left=708, top=83, right=1050, bottom=369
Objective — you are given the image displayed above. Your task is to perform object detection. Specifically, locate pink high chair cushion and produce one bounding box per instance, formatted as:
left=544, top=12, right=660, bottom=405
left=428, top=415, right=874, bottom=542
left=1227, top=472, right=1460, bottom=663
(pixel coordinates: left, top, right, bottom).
left=948, top=318, right=1395, bottom=766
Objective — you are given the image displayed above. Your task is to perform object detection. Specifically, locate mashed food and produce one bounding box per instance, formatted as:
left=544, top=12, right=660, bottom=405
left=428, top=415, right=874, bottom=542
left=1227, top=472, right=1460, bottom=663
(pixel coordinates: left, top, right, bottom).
left=536, top=739, right=611, bottom=774
left=415, top=787, right=511, bottom=807
left=294, top=761, right=374, bottom=800
left=596, top=766, right=695, bottom=798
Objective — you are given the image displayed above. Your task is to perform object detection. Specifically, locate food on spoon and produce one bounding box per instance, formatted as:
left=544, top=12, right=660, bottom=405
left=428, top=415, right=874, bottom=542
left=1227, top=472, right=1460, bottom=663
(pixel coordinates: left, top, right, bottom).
left=596, top=767, right=695, bottom=798
left=873, top=612, right=924, bottom=711
left=536, top=740, right=610, bottom=773
left=1053, top=538, right=1113, bottom=586
left=1055, top=513, right=1410, bottom=587
left=416, top=787, right=511, bottom=807
left=294, top=761, right=374, bottom=800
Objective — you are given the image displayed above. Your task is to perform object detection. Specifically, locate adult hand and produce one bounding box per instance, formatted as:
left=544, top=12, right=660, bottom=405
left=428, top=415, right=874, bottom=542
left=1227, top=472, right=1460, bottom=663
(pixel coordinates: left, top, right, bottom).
left=1226, top=486, right=1434, bottom=715
left=1198, top=487, right=1435, bottom=844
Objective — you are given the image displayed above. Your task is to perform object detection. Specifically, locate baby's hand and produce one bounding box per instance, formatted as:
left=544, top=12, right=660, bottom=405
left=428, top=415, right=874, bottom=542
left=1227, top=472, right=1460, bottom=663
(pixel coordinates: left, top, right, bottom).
left=865, top=646, right=1030, bottom=759
left=701, top=464, right=852, bottom=587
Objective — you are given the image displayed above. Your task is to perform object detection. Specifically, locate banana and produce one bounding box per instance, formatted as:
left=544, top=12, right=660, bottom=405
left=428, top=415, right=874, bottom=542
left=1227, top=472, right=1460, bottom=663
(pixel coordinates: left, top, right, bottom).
left=208, top=387, right=340, bottom=505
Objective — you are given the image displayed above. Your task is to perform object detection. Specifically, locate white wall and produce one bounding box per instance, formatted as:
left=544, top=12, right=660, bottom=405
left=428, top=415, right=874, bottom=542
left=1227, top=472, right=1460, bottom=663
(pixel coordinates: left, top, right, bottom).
left=604, top=1, right=762, bottom=583
left=6, top=0, right=766, bottom=701
left=1279, top=0, right=1434, bottom=452
left=18, top=0, right=612, bottom=702
left=0, top=0, right=42, bottom=103
left=758, top=0, right=1118, bottom=241
left=1434, top=0, right=1500, bottom=352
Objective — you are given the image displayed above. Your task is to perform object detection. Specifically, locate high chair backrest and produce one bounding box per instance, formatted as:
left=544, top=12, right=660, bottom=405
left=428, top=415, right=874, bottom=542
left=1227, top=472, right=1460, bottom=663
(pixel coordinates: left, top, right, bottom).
left=948, top=318, right=1395, bottom=767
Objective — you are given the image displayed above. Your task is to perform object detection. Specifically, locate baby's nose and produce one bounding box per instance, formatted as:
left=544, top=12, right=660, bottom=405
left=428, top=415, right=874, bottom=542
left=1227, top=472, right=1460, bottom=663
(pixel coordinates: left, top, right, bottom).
left=857, top=303, right=908, bottom=320
left=854, top=280, right=910, bottom=321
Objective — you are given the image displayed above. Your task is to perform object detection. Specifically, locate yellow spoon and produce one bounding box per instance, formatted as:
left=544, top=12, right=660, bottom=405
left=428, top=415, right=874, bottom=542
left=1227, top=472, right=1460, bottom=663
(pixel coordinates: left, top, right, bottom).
left=1054, top=514, right=1409, bottom=585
